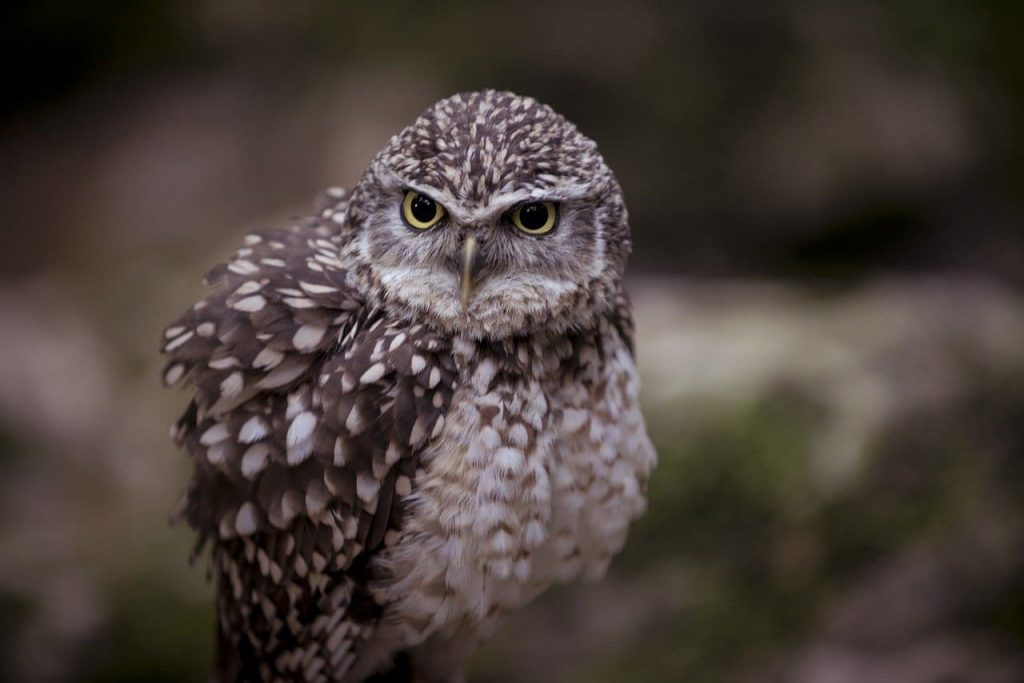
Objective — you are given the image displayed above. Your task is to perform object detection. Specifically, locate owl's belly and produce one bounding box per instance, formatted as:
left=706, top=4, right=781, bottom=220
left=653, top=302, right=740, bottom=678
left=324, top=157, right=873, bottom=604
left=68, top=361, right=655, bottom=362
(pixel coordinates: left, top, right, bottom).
left=370, top=332, right=653, bottom=649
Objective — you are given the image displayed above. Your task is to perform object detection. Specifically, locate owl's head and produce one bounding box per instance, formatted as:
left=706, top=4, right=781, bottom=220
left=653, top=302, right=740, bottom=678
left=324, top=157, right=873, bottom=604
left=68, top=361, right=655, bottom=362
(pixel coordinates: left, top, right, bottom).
left=346, top=90, right=631, bottom=340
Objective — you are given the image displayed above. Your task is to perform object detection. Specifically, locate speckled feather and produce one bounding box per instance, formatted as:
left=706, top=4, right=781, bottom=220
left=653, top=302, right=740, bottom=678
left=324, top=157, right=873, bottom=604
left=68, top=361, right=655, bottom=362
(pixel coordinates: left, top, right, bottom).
left=162, top=90, right=655, bottom=682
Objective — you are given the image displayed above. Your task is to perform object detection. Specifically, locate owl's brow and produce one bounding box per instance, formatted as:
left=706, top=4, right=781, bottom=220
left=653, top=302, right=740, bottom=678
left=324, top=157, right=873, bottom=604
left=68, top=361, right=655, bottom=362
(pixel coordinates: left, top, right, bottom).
left=399, top=182, right=597, bottom=224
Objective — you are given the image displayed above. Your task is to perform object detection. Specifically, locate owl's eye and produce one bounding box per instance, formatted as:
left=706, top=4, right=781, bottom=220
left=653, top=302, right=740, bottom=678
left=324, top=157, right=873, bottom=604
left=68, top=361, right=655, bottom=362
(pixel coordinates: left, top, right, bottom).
left=512, top=201, right=557, bottom=235
left=402, top=190, right=445, bottom=230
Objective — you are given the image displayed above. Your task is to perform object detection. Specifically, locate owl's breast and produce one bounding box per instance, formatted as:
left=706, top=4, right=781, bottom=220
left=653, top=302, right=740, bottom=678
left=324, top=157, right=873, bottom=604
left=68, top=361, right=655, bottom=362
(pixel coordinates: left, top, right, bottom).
left=368, top=321, right=655, bottom=648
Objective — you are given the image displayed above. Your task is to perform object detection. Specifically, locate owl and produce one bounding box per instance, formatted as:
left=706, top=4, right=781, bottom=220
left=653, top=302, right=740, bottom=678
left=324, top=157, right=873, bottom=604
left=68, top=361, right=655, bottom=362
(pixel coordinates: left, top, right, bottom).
left=161, top=90, right=656, bottom=682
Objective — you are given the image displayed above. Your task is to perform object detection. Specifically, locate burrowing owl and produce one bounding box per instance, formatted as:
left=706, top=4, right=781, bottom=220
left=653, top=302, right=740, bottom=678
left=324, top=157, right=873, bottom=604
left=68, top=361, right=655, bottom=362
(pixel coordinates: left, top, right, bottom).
left=161, top=90, right=655, bottom=682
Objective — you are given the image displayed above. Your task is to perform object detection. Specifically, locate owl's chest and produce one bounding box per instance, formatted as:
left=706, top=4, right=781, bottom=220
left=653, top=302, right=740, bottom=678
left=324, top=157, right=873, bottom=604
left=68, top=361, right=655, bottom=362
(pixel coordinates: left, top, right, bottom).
left=375, top=327, right=652, bottom=645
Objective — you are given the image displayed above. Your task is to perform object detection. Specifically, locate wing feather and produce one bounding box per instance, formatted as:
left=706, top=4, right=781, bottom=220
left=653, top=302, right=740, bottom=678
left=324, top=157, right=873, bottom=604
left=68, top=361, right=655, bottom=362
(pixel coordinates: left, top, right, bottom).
left=161, top=190, right=456, bottom=681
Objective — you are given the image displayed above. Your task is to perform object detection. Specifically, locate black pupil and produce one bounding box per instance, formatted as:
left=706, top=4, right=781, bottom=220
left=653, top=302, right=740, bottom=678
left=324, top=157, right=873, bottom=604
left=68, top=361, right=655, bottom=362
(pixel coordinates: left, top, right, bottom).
left=519, top=203, right=549, bottom=230
left=410, top=194, right=437, bottom=223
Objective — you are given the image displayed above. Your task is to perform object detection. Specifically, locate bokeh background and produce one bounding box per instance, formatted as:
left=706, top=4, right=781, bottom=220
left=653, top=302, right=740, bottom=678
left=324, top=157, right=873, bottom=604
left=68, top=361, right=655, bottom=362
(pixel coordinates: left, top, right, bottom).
left=3, top=1, right=1024, bottom=681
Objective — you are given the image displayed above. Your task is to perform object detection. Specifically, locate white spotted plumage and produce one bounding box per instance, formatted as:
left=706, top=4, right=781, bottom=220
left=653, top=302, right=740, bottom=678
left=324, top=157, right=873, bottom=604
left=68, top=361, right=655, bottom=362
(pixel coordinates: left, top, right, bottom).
left=162, top=90, right=654, bottom=683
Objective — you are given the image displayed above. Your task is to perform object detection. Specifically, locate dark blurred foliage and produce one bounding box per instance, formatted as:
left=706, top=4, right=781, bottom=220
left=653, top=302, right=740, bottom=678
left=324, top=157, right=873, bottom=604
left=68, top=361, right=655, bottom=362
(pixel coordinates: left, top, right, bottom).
left=2, top=2, right=1024, bottom=681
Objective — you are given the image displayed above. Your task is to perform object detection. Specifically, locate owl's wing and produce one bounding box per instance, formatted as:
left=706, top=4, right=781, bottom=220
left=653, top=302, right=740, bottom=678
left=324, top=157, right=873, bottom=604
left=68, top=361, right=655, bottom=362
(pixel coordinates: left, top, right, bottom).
left=161, top=192, right=456, bottom=680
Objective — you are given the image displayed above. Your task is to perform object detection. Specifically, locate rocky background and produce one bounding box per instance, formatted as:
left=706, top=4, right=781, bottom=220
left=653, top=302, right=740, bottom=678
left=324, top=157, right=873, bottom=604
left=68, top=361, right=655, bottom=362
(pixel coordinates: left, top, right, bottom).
left=1, top=1, right=1023, bottom=681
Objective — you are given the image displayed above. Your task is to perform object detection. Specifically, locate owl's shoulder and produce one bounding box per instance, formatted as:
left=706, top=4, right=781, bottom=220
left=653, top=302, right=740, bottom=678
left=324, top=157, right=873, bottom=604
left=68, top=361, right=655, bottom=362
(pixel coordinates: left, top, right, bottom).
left=161, top=197, right=461, bottom=529
left=161, top=195, right=359, bottom=409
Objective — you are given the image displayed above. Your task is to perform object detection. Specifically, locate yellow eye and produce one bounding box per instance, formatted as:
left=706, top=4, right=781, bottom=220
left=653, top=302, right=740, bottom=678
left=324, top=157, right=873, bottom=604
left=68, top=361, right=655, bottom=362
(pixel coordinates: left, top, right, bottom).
left=512, top=201, right=557, bottom=235
left=402, top=190, right=445, bottom=230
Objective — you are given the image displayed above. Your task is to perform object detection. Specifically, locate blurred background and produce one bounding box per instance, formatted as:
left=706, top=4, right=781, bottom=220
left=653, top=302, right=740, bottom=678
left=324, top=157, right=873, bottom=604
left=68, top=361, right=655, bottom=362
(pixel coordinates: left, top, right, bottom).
left=2, top=1, right=1023, bottom=681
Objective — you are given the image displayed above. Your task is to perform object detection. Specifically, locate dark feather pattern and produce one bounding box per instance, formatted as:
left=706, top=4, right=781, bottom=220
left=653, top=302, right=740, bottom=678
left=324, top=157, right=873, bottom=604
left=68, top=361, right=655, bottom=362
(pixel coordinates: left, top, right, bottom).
left=162, top=189, right=457, bottom=681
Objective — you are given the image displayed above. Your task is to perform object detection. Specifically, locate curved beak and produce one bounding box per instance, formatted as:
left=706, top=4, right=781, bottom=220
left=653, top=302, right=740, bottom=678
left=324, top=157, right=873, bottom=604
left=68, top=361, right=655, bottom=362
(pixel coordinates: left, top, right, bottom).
left=460, top=234, right=480, bottom=307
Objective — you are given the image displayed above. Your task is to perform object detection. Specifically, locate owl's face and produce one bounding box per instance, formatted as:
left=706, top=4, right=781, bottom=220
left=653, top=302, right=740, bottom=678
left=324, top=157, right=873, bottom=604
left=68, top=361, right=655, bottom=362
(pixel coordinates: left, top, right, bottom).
left=347, top=90, right=631, bottom=340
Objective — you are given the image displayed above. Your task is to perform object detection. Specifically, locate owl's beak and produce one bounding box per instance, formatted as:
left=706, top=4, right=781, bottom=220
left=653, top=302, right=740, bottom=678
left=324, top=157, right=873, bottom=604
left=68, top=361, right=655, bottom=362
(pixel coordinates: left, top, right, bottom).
left=460, top=234, right=480, bottom=307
